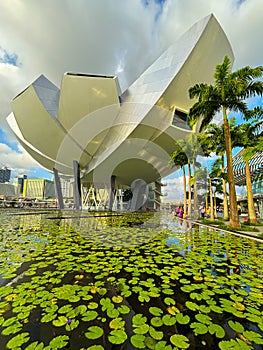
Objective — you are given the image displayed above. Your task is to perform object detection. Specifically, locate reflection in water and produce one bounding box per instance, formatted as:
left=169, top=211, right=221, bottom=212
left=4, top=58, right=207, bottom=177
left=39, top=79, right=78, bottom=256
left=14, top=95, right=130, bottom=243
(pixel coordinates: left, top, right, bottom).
left=0, top=210, right=262, bottom=349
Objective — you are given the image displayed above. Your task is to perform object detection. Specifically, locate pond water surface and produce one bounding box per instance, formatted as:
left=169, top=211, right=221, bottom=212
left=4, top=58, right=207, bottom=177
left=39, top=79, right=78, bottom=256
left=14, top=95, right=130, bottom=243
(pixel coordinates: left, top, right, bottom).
left=0, top=209, right=263, bottom=350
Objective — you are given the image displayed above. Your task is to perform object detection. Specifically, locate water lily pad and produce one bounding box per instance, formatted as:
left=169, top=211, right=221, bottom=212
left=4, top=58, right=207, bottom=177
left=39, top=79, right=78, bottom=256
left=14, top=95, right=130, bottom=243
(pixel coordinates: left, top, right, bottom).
left=243, top=330, right=263, bottom=344
left=117, top=305, right=130, bottom=314
left=112, top=295, right=123, bottom=303
left=228, top=320, right=244, bottom=333
left=149, top=307, right=163, bottom=316
left=65, top=318, right=79, bottom=331
left=150, top=317, right=163, bottom=327
left=7, top=332, right=30, bottom=349
left=149, top=326, right=163, bottom=340
left=133, top=323, right=149, bottom=334
left=162, top=314, right=176, bottom=326
left=49, top=335, right=69, bottom=349
left=144, top=336, right=157, bottom=349
left=25, top=341, right=45, bottom=350
left=185, top=301, right=199, bottom=311
left=108, top=329, right=127, bottom=344
left=85, top=325, right=104, bottom=340
left=52, top=316, right=68, bottom=327
left=132, top=314, right=147, bottom=326
left=164, top=297, right=176, bottom=305
left=130, top=334, right=145, bottom=349
left=190, top=322, right=208, bottom=335
left=208, top=324, right=225, bottom=338
left=176, top=313, right=190, bottom=325
left=195, top=314, right=212, bottom=325
left=170, top=334, right=190, bottom=349
left=109, top=317, right=125, bottom=330
left=219, top=338, right=252, bottom=350
left=155, top=340, right=173, bottom=350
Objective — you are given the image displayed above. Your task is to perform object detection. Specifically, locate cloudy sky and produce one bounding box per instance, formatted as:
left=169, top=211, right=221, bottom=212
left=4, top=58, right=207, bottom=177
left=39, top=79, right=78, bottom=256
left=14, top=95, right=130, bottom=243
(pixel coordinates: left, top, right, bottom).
left=0, top=0, right=262, bottom=199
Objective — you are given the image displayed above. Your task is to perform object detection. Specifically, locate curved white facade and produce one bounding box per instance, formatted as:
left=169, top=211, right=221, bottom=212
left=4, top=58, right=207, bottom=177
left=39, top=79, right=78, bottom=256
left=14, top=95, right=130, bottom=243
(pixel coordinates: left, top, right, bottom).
left=7, top=14, right=233, bottom=192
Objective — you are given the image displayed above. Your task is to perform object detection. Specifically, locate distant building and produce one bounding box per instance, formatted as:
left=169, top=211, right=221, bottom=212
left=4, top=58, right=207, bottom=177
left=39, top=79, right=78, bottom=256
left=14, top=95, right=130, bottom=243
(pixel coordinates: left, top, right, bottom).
left=23, top=179, right=55, bottom=199
left=13, top=175, right=27, bottom=194
left=0, top=166, right=11, bottom=183
left=0, top=183, right=16, bottom=198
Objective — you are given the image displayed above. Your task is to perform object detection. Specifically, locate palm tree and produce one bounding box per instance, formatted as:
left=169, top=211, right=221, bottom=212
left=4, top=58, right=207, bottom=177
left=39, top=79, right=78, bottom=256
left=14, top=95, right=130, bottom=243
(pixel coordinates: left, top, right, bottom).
left=170, top=149, right=188, bottom=215
left=198, top=119, right=237, bottom=221
left=188, top=56, right=263, bottom=228
left=198, top=124, right=227, bottom=220
left=233, top=109, right=263, bottom=223
left=176, top=134, right=202, bottom=219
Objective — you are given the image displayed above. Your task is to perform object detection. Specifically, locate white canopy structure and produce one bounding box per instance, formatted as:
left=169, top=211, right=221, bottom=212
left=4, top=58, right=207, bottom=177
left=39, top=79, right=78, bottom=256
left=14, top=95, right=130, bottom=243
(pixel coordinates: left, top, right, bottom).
left=7, top=14, right=233, bottom=210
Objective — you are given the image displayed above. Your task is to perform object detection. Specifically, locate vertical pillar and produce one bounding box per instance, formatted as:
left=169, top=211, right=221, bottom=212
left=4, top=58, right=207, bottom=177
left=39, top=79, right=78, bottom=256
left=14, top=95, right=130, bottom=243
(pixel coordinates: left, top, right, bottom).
left=108, top=175, right=116, bottom=211
left=53, top=168, right=64, bottom=209
left=154, top=181, right=161, bottom=211
left=73, top=160, right=82, bottom=210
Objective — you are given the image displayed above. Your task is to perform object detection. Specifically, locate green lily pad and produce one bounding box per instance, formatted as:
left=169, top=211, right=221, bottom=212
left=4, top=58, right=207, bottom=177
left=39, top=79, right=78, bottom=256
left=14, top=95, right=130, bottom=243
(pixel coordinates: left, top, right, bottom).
left=2, top=321, right=22, bottom=335
left=130, top=334, right=146, bottom=349
left=25, top=341, right=45, bottom=350
left=176, top=313, right=190, bottom=325
left=107, top=308, right=119, bottom=318
left=85, top=326, right=104, bottom=340
left=208, top=324, right=225, bottom=338
left=219, top=339, right=252, bottom=350
left=133, top=324, right=149, bottom=334
left=149, top=326, right=163, bottom=340
left=52, top=316, right=68, bottom=327
left=149, top=307, right=163, bottom=316
left=190, top=322, right=208, bottom=335
left=118, top=305, right=130, bottom=314
left=243, top=330, right=263, bottom=344
left=162, top=314, right=176, bottom=326
left=144, top=336, right=157, bottom=349
left=150, top=317, right=163, bottom=327
left=109, top=317, right=125, bottom=330
left=155, top=340, right=173, bottom=350
left=185, top=301, right=199, bottom=311
left=132, top=314, right=147, bottom=327
left=49, top=335, right=69, bottom=349
left=108, top=329, right=127, bottom=344
left=170, top=334, right=190, bottom=349
left=7, top=332, right=30, bottom=349
left=228, top=320, right=244, bottom=333
left=65, top=318, right=79, bottom=331
left=195, top=314, right=212, bottom=325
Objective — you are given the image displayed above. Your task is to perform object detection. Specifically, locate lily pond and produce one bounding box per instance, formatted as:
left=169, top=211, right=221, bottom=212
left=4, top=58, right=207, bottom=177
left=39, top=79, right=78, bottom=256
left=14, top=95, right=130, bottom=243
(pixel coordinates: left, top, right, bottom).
left=0, top=210, right=263, bottom=350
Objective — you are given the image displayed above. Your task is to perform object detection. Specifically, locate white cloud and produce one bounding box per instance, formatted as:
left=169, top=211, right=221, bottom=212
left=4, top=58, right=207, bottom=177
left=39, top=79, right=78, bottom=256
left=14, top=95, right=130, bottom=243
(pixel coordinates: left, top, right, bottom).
left=163, top=173, right=188, bottom=201
left=0, top=142, right=50, bottom=178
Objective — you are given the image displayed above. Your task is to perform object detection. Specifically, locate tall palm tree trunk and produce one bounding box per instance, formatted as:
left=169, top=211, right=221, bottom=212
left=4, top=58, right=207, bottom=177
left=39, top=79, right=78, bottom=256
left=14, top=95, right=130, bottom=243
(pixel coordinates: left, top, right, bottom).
left=245, top=160, right=258, bottom=224
left=193, top=163, right=199, bottom=219
left=187, top=163, right=192, bottom=217
left=209, top=178, right=215, bottom=221
left=182, top=166, right=187, bottom=216
left=221, top=155, right=229, bottom=221
left=223, top=109, right=241, bottom=228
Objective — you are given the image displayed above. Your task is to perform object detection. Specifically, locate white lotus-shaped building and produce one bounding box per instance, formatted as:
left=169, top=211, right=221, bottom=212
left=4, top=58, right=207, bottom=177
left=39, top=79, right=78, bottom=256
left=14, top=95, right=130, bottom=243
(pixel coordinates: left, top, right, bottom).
left=7, top=14, right=233, bottom=210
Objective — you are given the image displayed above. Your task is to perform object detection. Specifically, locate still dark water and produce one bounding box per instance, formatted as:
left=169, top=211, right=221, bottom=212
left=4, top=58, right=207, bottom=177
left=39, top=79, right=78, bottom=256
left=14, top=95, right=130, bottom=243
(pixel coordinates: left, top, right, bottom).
left=0, top=209, right=263, bottom=350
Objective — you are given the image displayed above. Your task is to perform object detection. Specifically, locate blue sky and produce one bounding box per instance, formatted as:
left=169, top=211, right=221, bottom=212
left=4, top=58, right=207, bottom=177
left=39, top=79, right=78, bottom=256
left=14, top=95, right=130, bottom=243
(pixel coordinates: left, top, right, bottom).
left=0, top=0, right=262, bottom=199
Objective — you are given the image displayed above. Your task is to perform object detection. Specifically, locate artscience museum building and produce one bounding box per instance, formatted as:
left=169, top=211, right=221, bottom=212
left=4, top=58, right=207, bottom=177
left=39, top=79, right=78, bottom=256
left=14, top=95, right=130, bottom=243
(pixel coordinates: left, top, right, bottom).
left=7, top=14, right=234, bottom=210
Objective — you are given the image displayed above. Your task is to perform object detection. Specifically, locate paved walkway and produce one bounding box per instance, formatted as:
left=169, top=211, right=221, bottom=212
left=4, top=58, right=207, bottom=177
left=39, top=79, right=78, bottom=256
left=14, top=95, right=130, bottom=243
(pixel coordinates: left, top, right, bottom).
left=193, top=216, right=263, bottom=241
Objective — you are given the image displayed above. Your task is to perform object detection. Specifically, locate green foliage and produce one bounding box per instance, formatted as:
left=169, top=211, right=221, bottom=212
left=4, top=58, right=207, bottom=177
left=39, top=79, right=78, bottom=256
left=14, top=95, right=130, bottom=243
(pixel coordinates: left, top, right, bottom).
left=0, top=210, right=263, bottom=349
